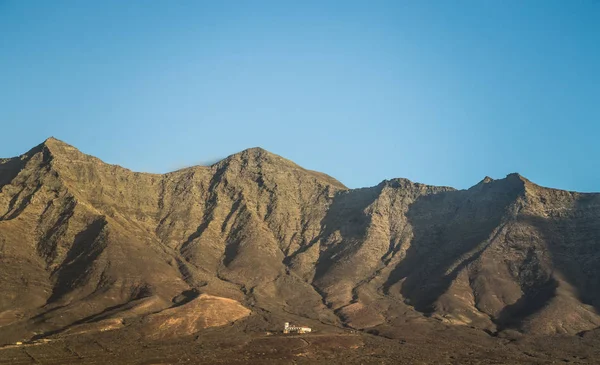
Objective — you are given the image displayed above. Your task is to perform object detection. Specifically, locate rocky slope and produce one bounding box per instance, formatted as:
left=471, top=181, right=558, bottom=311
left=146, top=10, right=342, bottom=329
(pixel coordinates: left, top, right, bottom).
left=0, top=137, right=599, bottom=344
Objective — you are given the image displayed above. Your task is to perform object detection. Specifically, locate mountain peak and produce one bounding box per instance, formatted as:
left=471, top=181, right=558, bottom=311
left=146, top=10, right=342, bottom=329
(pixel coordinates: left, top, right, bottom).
left=241, top=146, right=270, bottom=154
left=469, top=173, right=530, bottom=192
left=219, top=147, right=293, bottom=168
left=40, top=136, right=75, bottom=151
left=470, top=176, right=494, bottom=188
left=212, top=147, right=347, bottom=189
left=231, top=146, right=278, bottom=159
left=42, top=136, right=71, bottom=148
left=505, top=172, right=532, bottom=185
left=44, top=136, right=61, bottom=143
left=6, top=137, right=77, bottom=162
left=38, top=137, right=87, bottom=162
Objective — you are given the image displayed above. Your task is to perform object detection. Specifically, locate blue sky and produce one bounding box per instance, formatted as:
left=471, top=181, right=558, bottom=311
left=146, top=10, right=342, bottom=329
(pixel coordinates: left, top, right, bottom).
left=1, top=1, right=599, bottom=191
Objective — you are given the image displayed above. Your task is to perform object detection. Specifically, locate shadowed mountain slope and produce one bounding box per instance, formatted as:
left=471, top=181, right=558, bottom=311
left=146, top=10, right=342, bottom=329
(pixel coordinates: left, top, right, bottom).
left=1, top=138, right=599, bottom=344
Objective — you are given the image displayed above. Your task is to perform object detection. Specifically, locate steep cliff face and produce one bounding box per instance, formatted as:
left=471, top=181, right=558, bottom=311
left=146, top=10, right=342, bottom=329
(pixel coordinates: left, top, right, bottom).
left=1, top=138, right=599, bottom=343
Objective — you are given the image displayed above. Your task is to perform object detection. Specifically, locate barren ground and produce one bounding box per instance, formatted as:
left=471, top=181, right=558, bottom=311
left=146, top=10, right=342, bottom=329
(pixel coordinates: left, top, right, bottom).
left=1, top=320, right=599, bottom=364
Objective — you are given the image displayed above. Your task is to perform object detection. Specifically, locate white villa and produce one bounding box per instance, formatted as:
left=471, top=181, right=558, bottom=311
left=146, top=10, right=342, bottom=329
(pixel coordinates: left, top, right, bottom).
left=283, top=322, right=312, bottom=334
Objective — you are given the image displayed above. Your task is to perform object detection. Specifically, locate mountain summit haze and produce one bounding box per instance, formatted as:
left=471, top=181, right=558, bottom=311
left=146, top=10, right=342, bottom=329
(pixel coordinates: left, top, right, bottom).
left=1, top=138, right=599, bottom=363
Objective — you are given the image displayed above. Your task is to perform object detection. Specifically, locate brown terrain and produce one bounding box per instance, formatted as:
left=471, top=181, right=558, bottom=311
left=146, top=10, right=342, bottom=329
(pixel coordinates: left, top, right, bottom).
left=1, top=137, right=599, bottom=364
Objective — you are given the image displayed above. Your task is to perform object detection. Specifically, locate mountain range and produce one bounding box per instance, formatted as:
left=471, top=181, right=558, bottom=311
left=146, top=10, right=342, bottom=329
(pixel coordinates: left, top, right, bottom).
left=1, top=137, right=599, bottom=347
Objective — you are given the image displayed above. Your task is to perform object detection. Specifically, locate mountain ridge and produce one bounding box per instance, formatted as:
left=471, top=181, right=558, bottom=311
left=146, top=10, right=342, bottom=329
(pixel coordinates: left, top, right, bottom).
left=1, top=138, right=600, bottom=346
left=7, top=137, right=553, bottom=193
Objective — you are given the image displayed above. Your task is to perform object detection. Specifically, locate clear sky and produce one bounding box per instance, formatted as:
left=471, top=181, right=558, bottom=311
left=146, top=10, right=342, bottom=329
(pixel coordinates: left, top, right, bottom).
left=1, top=1, right=599, bottom=191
